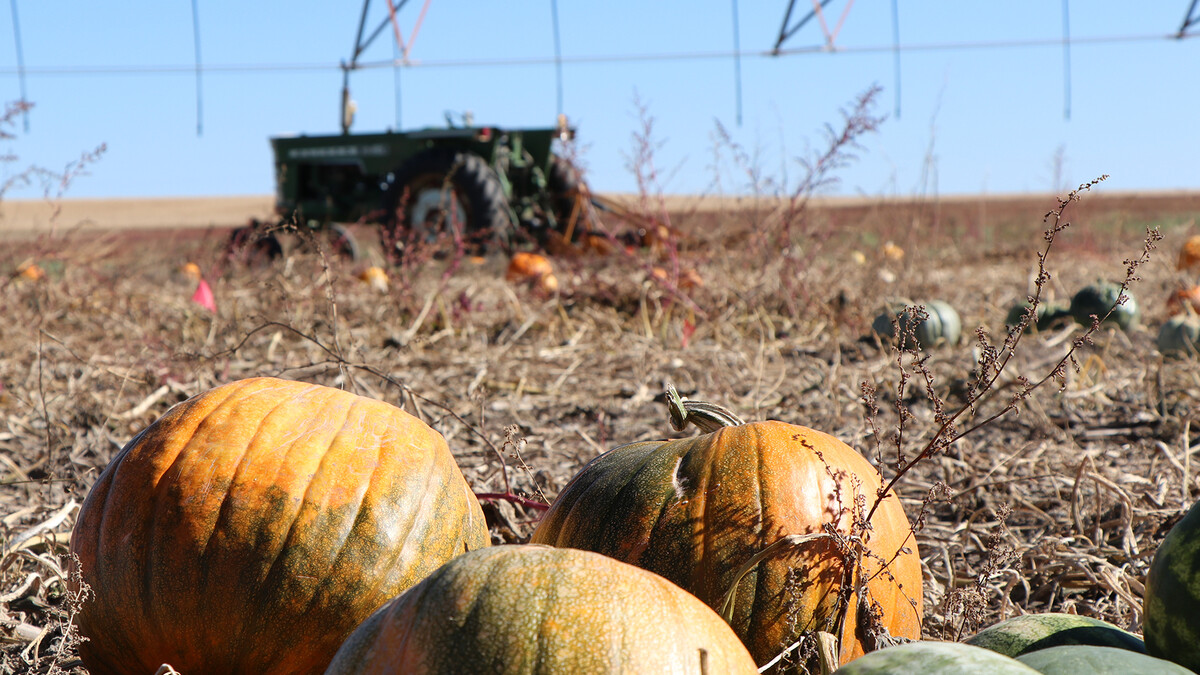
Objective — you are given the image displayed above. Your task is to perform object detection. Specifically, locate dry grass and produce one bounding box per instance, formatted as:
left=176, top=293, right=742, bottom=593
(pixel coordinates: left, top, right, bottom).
left=1, top=179, right=1199, bottom=670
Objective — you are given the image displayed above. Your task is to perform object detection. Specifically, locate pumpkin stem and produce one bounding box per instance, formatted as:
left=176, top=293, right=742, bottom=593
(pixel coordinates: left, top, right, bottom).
left=815, top=632, right=839, bottom=675
left=666, top=385, right=745, bottom=434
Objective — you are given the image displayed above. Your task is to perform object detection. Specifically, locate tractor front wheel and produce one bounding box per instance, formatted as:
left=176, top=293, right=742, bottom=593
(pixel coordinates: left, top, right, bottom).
left=225, top=220, right=284, bottom=265
left=382, top=149, right=510, bottom=257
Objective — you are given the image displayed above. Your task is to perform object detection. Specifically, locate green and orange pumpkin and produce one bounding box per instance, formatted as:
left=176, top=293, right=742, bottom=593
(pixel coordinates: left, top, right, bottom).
left=1144, top=497, right=1200, bottom=672
left=832, top=641, right=1039, bottom=674
left=69, top=377, right=489, bottom=675
left=1070, top=281, right=1139, bottom=330
left=966, top=613, right=1145, bottom=658
left=873, top=299, right=962, bottom=349
left=1016, top=645, right=1193, bottom=675
left=325, top=545, right=760, bottom=674
left=1156, top=313, right=1200, bottom=355
left=531, top=388, right=923, bottom=669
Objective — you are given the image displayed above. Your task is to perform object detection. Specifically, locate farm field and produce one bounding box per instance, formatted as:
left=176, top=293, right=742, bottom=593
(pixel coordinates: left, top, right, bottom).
left=1, top=187, right=1199, bottom=672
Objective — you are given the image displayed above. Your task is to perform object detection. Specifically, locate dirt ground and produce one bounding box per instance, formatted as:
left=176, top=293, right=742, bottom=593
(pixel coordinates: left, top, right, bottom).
left=1, top=188, right=1198, bottom=672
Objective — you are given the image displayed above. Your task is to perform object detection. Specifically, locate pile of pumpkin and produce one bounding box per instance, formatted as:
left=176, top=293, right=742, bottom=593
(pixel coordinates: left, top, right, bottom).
left=1158, top=234, right=1200, bottom=355
left=874, top=278, right=1199, bottom=357
left=68, top=377, right=1200, bottom=674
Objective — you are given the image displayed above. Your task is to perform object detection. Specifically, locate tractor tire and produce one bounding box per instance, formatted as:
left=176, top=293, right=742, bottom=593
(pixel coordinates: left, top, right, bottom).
left=383, top=148, right=511, bottom=254
left=547, top=154, right=591, bottom=235
left=328, top=223, right=361, bottom=261
left=226, top=221, right=284, bottom=265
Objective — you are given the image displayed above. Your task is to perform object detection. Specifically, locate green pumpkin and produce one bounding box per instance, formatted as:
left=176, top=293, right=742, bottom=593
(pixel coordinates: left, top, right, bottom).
left=1069, top=282, right=1138, bottom=330
left=1156, top=314, right=1200, bottom=355
left=873, top=300, right=962, bottom=349
left=1144, top=498, right=1200, bottom=672
left=966, top=613, right=1145, bottom=659
left=832, top=641, right=1039, bottom=674
left=1006, top=300, right=1073, bottom=333
left=325, top=545, right=759, bottom=674
left=1016, top=645, right=1193, bottom=675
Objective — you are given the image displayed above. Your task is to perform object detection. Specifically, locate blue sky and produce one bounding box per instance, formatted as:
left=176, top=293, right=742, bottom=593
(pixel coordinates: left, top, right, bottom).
left=1, top=1, right=1197, bottom=200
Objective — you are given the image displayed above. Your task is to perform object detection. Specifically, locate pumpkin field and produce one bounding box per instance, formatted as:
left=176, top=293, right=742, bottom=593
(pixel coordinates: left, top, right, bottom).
left=2, top=184, right=1200, bottom=673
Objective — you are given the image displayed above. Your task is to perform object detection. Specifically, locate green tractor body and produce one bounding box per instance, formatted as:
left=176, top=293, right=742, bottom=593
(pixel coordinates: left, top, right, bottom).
left=268, top=122, right=582, bottom=251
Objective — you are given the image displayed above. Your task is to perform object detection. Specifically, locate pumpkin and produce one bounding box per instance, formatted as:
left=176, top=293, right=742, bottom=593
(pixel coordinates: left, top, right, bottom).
left=873, top=300, right=962, bottom=349
left=966, top=613, right=1145, bottom=658
left=69, top=377, right=489, bottom=675
left=325, top=545, right=760, bottom=674
left=530, top=388, right=923, bottom=669
left=882, top=241, right=905, bottom=261
left=1143, top=497, right=1200, bottom=672
left=1166, top=286, right=1200, bottom=315
left=832, top=641, right=1040, bottom=674
left=650, top=267, right=704, bottom=291
left=357, top=266, right=390, bottom=293
left=1156, top=314, right=1200, bottom=355
left=537, top=271, right=560, bottom=294
left=1177, top=235, right=1200, bottom=271
left=506, top=252, right=554, bottom=283
left=180, top=261, right=202, bottom=283
left=506, top=252, right=558, bottom=294
left=1069, top=282, right=1138, bottom=330
left=1005, top=300, right=1072, bottom=334
left=1016, top=645, right=1193, bottom=675
left=16, top=260, right=45, bottom=282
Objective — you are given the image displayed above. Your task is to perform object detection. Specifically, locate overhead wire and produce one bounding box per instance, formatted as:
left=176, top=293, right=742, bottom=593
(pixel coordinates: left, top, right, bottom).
left=7, top=0, right=29, bottom=130
left=0, top=30, right=1191, bottom=78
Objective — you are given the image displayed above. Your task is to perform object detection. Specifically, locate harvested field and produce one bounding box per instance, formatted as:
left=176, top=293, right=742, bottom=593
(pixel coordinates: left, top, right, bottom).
left=1, top=187, right=1199, bottom=672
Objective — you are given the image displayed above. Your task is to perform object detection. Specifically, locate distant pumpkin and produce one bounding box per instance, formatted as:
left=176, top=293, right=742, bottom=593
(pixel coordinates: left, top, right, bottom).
left=650, top=267, right=703, bottom=290
left=1177, top=235, right=1200, bottom=271
left=357, top=266, right=389, bottom=293
left=506, top=252, right=558, bottom=294
left=181, top=262, right=202, bottom=283
left=883, top=241, right=905, bottom=261
left=17, top=263, right=45, bottom=282
left=1070, top=281, right=1139, bottom=330
left=1167, top=286, right=1200, bottom=316
left=873, top=300, right=962, bottom=349
left=583, top=233, right=615, bottom=256
left=506, top=252, right=553, bottom=283
left=1157, top=314, right=1200, bottom=355
left=537, top=272, right=560, bottom=294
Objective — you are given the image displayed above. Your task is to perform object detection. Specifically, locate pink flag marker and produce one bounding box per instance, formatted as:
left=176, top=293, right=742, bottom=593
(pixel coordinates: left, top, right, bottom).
left=191, top=279, right=217, bottom=313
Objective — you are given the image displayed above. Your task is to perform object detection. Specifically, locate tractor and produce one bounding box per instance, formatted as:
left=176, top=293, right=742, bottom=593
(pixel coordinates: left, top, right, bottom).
left=241, top=116, right=587, bottom=261
left=230, top=3, right=590, bottom=262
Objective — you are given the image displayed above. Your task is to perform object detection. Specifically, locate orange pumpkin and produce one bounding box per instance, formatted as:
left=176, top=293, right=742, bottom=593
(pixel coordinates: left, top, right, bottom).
left=505, top=251, right=553, bottom=283
left=883, top=241, right=905, bottom=261
left=1167, top=285, right=1200, bottom=315
left=326, top=545, right=760, bottom=674
left=15, top=260, right=45, bottom=282
left=1178, top=235, right=1200, bottom=271
left=531, top=388, right=922, bottom=669
left=537, top=272, right=560, bottom=294
left=70, top=377, right=489, bottom=675
left=650, top=267, right=704, bottom=291
left=357, top=265, right=390, bottom=293
left=180, top=261, right=202, bottom=283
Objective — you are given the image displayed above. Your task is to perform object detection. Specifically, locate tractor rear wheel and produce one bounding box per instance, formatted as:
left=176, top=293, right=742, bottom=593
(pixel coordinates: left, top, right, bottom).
left=383, top=148, right=510, bottom=255
left=548, top=155, right=587, bottom=229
